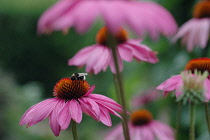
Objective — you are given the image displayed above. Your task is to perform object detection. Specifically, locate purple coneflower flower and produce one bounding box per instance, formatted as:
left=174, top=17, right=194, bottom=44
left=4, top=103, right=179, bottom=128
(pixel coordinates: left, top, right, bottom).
left=38, top=0, right=177, bottom=39
left=20, top=73, right=123, bottom=136
left=173, top=0, right=210, bottom=52
left=105, top=109, right=175, bottom=140
left=157, top=58, right=210, bottom=103
left=68, top=27, right=158, bottom=74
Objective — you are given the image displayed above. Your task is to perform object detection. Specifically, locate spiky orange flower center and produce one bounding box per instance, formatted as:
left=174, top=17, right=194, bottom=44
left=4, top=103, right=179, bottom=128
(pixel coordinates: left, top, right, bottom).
left=53, top=78, right=90, bottom=100
left=185, top=58, right=210, bottom=74
left=96, top=27, right=128, bottom=45
left=193, top=0, right=210, bottom=18
left=130, top=109, right=153, bottom=126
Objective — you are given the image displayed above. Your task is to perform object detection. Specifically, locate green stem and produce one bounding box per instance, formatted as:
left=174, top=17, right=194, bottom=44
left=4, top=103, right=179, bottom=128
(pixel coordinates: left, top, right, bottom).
left=113, top=74, right=121, bottom=103
left=204, top=103, right=210, bottom=137
left=190, top=102, right=195, bottom=140
left=108, top=32, right=130, bottom=140
left=176, top=102, right=182, bottom=140
left=72, top=121, right=78, bottom=140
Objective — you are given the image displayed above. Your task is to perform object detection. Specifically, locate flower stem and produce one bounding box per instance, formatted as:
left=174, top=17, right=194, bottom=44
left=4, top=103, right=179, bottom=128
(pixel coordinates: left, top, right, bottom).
left=72, top=121, right=78, bottom=140
left=176, top=102, right=182, bottom=140
left=204, top=103, right=210, bottom=137
left=108, top=32, right=130, bottom=140
left=190, top=102, right=195, bottom=140
left=113, top=74, right=121, bottom=103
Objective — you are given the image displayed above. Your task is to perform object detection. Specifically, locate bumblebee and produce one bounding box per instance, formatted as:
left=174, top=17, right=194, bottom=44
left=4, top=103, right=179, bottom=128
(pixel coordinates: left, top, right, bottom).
left=70, top=73, right=87, bottom=80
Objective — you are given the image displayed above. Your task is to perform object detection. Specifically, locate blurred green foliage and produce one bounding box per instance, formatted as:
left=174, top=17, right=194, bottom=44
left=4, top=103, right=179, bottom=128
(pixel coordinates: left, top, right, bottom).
left=0, top=0, right=210, bottom=140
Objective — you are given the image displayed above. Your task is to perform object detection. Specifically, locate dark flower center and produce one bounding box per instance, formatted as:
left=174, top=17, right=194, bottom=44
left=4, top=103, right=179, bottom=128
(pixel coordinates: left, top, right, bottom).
left=185, top=58, right=210, bottom=74
left=193, top=0, right=210, bottom=18
left=96, top=27, right=128, bottom=45
left=53, top=78, right=90, bottom=100
left=130, top=109, right=153, bottom=126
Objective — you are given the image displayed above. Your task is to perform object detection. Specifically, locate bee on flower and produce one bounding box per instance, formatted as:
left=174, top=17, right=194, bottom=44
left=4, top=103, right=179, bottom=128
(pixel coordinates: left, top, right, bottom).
left=20, top=73, right=124, bottom=136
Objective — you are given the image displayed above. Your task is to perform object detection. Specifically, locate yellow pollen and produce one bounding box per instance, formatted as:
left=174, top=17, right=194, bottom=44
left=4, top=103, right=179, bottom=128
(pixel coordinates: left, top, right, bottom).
left=96, top=27, right=128, bottom=45
left=130, top=109, right=153, bottom=126
left=185, top=58, right=210, bottom=74
left=53, top=78, right=90, bottom=100
left=193, top=0, right=210, bottom=18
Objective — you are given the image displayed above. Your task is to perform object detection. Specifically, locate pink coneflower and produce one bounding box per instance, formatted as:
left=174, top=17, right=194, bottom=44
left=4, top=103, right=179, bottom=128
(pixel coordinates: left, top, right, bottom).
left=157, top=58, right=210, bottom=103
left=105, top=109, right=175, bottom=140
left=19, top=73, right=123, bottom=136
left=37, top=0, right=177, bottom=39
left=173, top=0, right=210, bottom=52
left=68, top=27, right=158, bottom=74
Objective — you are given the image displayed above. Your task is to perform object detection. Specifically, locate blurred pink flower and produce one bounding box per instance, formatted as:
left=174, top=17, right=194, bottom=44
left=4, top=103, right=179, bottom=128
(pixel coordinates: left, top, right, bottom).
left=131, top=89, right=161, bottom=108
left=172, top=18, right=210, bottom=52
left=172, top=0, right=210, bottom=52
left=105, top=109, right=175, bottom=140
left=68, top=27, right=158, bottom=74
left=38, top=0, right=177, bottom=39
left=20, top=76, right=123, bottom=136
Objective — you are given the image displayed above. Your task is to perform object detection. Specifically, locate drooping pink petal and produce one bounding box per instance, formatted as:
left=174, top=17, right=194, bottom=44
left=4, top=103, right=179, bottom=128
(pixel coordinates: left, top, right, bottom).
left=20, top=98, right=60, bottom=127
left=143, top=1, right=177, bottom=36
left=78, top=98, right=99, bottom=121
left=49, top=99, right=65, bottom=136
left=118, top=44, right=133, bottom=62
left=150, top=121, right=175, bottom=140
left=172, top=20, right=192, bottom=43
left=174, top=81, right=184, bottom=98
left=68, top=45, right=96, bottom=66
left=97, top=102, right=122, bottom=119
left=84, top=85, right=95, bottom=96
left=81, top=97, right=100, bottom=117
left=186, top=23, right=199, bottom=52
left=123, top=1, right=177, bottom=38
left=204, top=78, right=210, bottom=101
left=100, top=1, right=124, bottom=33
left=92, top=46, right=111, bottom=74
left=58, top=101, right=71, bottom=130
left=89, top=94, right=123, bottom=113
left=98, top=105, right=112, bottom=126
left=38, top=0, right=80, bottom=33
left=157, top=75, right=183, bottom=92
left=70, top=2, right=99, bottom=33
left=85, top=45, right=107, bottom=73
left=20, top=104, right=39, bottom=126
left=198, top=19, right=210, bottom=48
left=141, top=125, right=154, bottom=140
left=132, top=126, right=142, bottom=140
left=126, top=39, right=158, bottom=63
left=69, top=99, right=82, bottom=123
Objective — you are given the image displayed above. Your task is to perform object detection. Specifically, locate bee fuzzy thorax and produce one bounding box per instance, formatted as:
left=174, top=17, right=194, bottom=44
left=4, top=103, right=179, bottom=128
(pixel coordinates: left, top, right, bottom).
left=71, top=73, right=87, bottom=80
